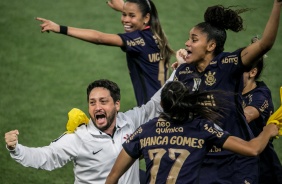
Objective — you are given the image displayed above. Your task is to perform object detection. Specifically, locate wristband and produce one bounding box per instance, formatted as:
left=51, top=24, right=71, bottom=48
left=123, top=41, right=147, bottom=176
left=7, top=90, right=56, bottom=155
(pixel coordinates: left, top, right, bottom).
left=60, top=25, right=68, bottom=35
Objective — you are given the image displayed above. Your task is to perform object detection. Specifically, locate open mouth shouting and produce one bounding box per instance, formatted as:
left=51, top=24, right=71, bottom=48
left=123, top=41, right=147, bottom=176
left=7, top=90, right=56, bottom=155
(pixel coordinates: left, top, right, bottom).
left=186, top=49, right=192, bottom=58
left=95, top=112, right=107, bottom=126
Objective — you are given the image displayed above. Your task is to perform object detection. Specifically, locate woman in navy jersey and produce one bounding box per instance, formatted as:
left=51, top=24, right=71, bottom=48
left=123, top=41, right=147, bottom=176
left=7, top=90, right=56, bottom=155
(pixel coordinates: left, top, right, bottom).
left=242, top=37, right=282, bottom=184
left=173, top=1, right=282, bottom=183
left=104, top=81, right=279, bottom=184
left=36, top=0, right=174, bottom=106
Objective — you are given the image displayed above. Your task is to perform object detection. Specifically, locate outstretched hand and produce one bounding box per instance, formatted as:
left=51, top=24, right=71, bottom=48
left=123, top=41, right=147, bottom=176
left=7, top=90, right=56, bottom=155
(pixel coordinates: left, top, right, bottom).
left=5, top=130, right=19, bottom=150
left=35, top=17, right=60, bottom=33
left=106, top=0, right=124, bottom=12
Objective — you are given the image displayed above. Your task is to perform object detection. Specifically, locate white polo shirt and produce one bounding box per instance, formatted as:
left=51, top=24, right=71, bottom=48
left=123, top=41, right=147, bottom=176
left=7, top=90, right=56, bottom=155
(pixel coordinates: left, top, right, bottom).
left=9, top=71, right=175, bottom=183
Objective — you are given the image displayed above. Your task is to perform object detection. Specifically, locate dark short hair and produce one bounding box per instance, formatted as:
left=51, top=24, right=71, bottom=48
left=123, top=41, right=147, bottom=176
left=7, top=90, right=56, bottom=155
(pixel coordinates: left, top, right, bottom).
left=87, top=79, right=120, bottom=102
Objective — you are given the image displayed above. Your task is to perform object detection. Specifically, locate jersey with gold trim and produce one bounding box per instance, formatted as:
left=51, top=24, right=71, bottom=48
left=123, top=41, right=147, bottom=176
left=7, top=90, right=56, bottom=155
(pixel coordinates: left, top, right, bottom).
left=242, top=81, right=273, bottom=136
left=123, top=117, right=230, bottom=184
left=174, top=49, right=254, bottom=156
left=118, top=27, right=168, bottom=106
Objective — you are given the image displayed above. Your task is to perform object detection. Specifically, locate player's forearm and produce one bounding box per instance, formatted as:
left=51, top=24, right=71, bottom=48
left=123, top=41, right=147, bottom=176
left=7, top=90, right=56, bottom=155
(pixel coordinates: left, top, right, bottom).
left=248, top=136, right=270, bottom=155
left=107, top=0, right=125, bottom=12
left=106, top=149, right=136, bottom=184
left=242, top=1, right=281, bottom=66
left=248, top=123, right=278, bottom=155
left=66, top=27, right=106, bottom=44
left=105, top=174, right=119, bottom=184
left=260, top=0, right=281, bottom=52
left=223, top=133, right=271, bottom=156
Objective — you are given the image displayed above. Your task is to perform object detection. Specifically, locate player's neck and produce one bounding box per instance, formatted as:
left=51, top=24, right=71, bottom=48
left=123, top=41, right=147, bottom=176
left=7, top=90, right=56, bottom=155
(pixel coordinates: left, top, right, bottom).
left=242, top=81, right=257, bottom=95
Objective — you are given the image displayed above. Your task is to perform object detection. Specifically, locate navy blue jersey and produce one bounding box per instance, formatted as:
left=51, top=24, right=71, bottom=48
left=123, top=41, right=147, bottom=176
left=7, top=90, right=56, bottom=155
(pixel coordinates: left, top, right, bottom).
left=174, top=49, right=254, bottom=156
left=118, top=27, right=168, bottom=106
left=242, top=81, right=282, bottom=183
left=242, top=81, right=274, bottom=136
left=123, top=117, right=230, bottom=184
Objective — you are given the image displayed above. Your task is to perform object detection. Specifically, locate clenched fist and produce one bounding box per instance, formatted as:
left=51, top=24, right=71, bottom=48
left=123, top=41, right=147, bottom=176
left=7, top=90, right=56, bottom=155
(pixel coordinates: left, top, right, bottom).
left=5, top=130, right=19, bottom=150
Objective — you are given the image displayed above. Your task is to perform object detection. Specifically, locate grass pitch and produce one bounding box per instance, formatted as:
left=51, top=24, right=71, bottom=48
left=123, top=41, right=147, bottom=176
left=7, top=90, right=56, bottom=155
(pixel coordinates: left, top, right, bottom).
left=0, top=0, right=281, bottom=183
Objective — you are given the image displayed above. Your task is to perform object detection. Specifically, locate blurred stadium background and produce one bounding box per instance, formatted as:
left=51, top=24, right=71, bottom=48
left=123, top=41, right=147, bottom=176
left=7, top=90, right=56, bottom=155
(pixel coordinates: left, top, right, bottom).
left=0, top=0, right=281, bottom=183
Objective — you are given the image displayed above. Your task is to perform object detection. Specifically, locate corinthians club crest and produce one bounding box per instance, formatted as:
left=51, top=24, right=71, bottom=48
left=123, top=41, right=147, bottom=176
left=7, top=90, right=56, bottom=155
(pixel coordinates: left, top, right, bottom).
left=205, top=71, right=216, bottom=86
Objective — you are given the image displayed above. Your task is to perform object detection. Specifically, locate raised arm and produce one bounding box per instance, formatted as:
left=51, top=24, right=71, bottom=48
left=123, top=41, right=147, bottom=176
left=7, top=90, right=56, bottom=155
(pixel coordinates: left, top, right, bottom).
left=35, top=17, right=123, bottom=46
left=241, top=0, right=281, bottom=66
left=5, top=129, right=78, bottom=171
left=107, top=0, right=125, bottom=12
left=105, top=149, right=136, bottom=184
left=223, top=123, right=278, bottom=156
left=123, top=70, right=176, bottom=127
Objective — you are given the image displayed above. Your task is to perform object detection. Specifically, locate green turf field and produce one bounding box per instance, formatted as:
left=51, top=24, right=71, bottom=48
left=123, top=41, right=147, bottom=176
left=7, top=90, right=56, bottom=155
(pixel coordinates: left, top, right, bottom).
left=1, top=0, right=281, bottom=183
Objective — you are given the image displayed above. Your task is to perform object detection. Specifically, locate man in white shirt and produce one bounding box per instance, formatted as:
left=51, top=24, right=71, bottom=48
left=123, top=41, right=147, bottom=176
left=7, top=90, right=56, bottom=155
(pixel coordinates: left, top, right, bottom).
left=5, top=73, right=175, bottom=184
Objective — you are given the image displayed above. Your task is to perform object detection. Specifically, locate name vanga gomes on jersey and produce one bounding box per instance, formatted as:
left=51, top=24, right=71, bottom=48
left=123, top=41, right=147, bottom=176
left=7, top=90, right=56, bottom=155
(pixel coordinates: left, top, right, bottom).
left=126, top=119, right=224, bottom=149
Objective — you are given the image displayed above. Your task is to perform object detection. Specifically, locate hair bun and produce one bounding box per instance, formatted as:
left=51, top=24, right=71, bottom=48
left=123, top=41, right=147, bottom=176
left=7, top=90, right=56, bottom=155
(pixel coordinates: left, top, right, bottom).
left=204, top=5, right=247, bottom=32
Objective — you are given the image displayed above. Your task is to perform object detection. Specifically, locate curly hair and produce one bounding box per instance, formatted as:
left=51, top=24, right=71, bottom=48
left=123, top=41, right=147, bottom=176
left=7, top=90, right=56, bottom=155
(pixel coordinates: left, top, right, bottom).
left=196, top=5, right=249, bottom=55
